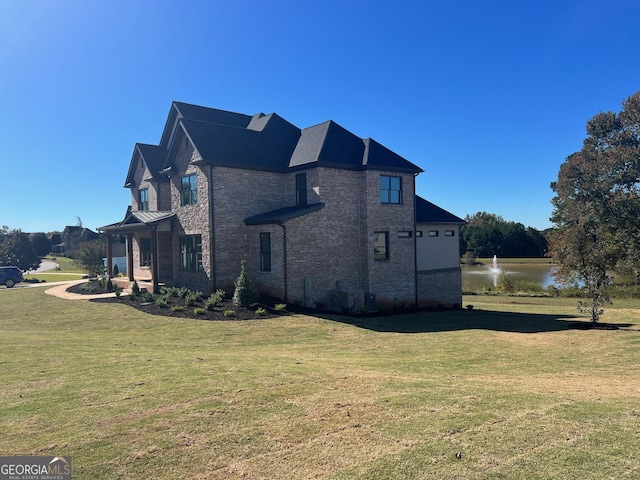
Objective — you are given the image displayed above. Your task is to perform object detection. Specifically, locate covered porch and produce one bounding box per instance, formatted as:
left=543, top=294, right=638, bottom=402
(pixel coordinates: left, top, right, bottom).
left=99, top=209, right=175, bottom=294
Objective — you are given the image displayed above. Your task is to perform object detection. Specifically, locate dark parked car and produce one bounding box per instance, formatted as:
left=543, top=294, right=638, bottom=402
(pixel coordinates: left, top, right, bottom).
left=0, top=266, right=24, bottom=288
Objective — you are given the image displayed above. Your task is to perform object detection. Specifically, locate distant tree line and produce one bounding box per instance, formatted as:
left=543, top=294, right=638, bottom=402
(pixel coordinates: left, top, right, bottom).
left=1, top=225, right=107, bottom=275
left=460, top=212, right=548, bottom=258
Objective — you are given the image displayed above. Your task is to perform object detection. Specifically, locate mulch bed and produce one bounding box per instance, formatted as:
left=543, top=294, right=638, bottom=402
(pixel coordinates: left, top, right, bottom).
left=66, top=280, right=287, bottom=321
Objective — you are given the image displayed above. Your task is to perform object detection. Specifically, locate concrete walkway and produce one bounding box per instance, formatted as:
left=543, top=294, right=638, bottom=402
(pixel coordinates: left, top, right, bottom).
left=44, top=280, right=121, bottom=300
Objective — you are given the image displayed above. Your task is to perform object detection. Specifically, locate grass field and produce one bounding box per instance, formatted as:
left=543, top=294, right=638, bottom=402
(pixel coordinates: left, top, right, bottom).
left=1, top=286, right=639, bottom=479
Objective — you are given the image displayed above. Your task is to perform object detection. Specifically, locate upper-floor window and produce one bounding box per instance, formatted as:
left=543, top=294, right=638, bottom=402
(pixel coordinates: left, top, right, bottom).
left=380, top=175, right=402, bottom=204
left=138, top=188, right=149, bottom=211
left=181, top=174, right=198, bottom=206
left=296, top=173, right=307, bottom=206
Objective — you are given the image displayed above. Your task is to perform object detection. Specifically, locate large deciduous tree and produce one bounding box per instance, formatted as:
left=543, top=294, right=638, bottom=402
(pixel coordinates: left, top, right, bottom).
left=550, top=91, right=640, bottom=322
left=0, top=229, right=42, bottom=271
left=30, top=232, right=52, bottom=257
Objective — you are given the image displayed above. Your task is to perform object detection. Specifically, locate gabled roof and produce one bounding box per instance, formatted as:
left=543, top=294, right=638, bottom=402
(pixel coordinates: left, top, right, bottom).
left=415, top=196, right=466, bottom=224
left=159, top=101, right=252, bottom=149
left=124, top=143, right=168, bottom=187
left=244, top=203, right=325, bottom=225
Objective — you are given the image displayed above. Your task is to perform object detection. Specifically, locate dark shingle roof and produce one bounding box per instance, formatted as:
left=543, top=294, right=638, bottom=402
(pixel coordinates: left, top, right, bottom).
left=244, top=203, right=325, bottom=225
left=173, top=102, right=252, bottom=128
left=136, top=101, right=424, bottom=180
left=415, top=196, right=466, bottom=224
left=289, top=120, right=422, bottom=173
left=364, top=138, right=424, bottom=173
left=179, top=114, right=300, bottom=172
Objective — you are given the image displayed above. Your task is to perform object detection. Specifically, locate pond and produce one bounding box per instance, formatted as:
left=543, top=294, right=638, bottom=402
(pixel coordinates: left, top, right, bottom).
left=462, top=262, right=557, bottom=291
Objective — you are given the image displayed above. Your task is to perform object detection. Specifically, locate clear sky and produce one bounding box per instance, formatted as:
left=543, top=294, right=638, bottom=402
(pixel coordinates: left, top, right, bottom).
left=2, top=0, right=639, bottom=233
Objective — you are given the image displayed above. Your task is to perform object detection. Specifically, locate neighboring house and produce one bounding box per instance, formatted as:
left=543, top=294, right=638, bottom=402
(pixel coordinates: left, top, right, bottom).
left=100, top=101, right=465, bottom=310
left=51, top=226, right=100, bottom=256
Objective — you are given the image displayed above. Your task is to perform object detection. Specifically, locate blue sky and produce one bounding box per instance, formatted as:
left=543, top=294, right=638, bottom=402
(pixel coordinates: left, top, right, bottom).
left=2, top=0, right=639, bottom=233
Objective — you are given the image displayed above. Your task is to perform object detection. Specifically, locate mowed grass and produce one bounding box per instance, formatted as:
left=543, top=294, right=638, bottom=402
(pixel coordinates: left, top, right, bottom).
left=1, top=288, right=639, bottom=479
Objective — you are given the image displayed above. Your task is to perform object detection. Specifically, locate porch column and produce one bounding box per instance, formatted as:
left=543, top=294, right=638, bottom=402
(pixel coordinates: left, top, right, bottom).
left=106, top=234, right=113, bottom=277
left=127, top=233, right=134, bottom=281
left=151, top=228, right=159, bottom=294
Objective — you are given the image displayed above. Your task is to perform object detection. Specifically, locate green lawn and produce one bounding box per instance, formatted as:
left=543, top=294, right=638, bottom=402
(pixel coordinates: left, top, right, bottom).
left=1, top=288, right=639, bottom=479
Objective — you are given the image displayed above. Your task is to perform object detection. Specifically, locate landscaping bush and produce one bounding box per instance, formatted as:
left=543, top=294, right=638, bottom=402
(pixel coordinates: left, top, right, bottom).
left=205, top=289, right=226, bottom=311
left=232, top=260, right=259, bottom=307
left=141, top=292, right=154, bottom=302
left=155, top=296, right=169, bottom=308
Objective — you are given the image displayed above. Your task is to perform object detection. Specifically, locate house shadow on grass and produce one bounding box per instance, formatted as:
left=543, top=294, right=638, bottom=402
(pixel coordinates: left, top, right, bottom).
left=309, top=308, right=633, bottom=334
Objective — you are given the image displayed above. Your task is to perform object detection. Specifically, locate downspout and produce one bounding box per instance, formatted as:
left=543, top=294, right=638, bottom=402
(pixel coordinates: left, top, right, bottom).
left=413, top=172, right=419, bottom=307
left=209, top=165, right=216, bottom=291
left=278, top=222, right=287, bottom=302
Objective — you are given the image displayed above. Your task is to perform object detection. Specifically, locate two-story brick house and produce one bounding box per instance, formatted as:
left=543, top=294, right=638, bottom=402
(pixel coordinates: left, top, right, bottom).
left=100, top=101, right=465, bottom=310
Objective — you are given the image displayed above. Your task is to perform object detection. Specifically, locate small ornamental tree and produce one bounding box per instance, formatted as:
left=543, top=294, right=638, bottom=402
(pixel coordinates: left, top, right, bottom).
left=232, top=260, right=259, bottom=307
left=74, top=240, right=105, bottom=276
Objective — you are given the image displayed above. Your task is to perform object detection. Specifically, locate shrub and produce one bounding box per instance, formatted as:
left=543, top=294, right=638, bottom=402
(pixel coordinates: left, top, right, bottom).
left=256, top=307, right=267, bottom=316
left=185, top=292, right=200, bottom=307
left=194, top=308, right=206, bottom=315
left=170, top=306, right=184, bottom=312
left=106, top=277, right=114, bottom=292
left=274, top=303, right=287, bottom=311
left=232, top=260, right=259, bottom=307
left=131, top=280, right=140, bottom=296
left=205, top=289, right=225, bottom=311
left=112, top=264, right=119, bottom=276
left=156, top=296, right=169, bottom=308
left=177, top=286, right=191, bottom=299
left=224, top=309, right=236, bottom=317
left=162, top=286, right=181, bottom=297
left=115, top=288, right=122, bottom=298
left=141, top=292, right=154, bottom=302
